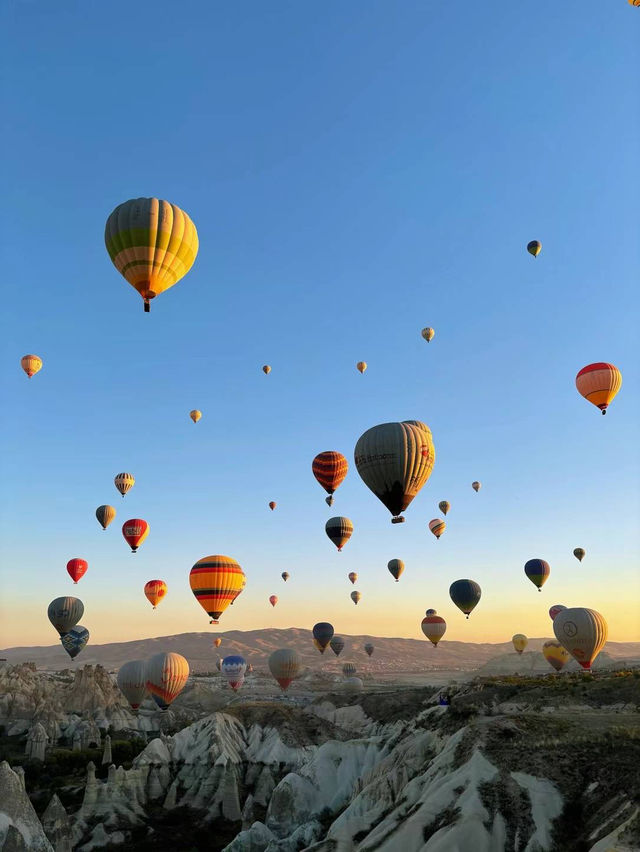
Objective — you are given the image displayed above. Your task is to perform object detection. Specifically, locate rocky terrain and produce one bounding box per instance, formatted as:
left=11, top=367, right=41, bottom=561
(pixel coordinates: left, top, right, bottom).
left=1, top=661, right=639, bottom=851
left=2, top=628, right=638, bottom=674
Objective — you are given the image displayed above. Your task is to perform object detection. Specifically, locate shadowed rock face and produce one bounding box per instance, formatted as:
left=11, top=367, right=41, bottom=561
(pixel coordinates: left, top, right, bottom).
left=41, top=794, right=72, bottom=852
left=0, top=761, right=54, bottom=851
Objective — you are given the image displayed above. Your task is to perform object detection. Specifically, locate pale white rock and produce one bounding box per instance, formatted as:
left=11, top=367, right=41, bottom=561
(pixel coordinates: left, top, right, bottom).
left=41, top=794, right=72, bottom=852
left=221, top=820, right=276, bottom=851
left=0, top=761, right=54, bottom=851
left=511, top=771, right=563, bottom=850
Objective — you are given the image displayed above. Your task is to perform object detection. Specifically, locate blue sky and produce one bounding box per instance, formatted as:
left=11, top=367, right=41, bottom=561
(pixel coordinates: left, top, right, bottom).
left=1, top=1, right=638, bottom=647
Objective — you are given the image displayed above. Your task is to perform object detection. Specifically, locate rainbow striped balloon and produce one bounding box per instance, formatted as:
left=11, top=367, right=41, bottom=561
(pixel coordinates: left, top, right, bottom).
left=189, top=555, right=246, bottom=624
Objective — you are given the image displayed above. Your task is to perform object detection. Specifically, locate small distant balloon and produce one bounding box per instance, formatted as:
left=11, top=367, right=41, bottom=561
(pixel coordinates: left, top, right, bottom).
left=364, top=642, right=374, bottom=657
left=356, top=361, right=367, bottom=374
left=553, top=607, right=608, bottom=670
left=269, top=501, right=277, bottom=511
left=325, top=516, right=353, bottom=551
left=21, top=355, right=42, bottom=378
left=425, top=608, right=437, bottom=617
left=312, top=622, right=334, bottom=654
left=512, top=634, right=528, bottom=655
left=573, top=548, right=585, bottom=562
left=122, top=519, right=149, bottom=553
left=449, top=580, right=481, bottom=619
left=66, top=559, right=88, bottom=584
left=221, top=655, right=247, bottom=692
left=214, top=638, right=222, bottom=648
left=114, top=473, right=135, bottom=498
left=281, top=572, right=290, bottom=582
left=524, top=558, right=550, bottom=592
left=269, top=648, right=301, bottom=690
left=350, top=590, right=361, bottom=605
left=190, top=410, right=202, bottom=423
left=117, top=660, right=148, bottom=710
left=61, top=626, right=89, bottom=659
left=146, top=652, right=189, bottom=709
left=422, top=613, right=446, bottom=647
left=330, top=636, right=345, bottom=657
left=421, top=327, right=435, bottom=343
left=575, top=363, right=622, bottom=415
left=96, top=505, right=116, bottom=530
left=144, top=580, right=167, bottom=609
left=428, top=519, right=446, bottom=540
left=262, top=365, right=271, bottom=375
left=542, top=640, right=570, bottom=672
left=472, top=481, right=481, bottom=493
left=342, top=663, right=357, bottom=677
left=387, top=559, right=404, bottom=582
left=312, top=452, right=348, bottom=503
left=269, top=595, right=278, bottom=607
left=438, top=501, right=450, bottom=516
left=348, top=572, right=358, bottom=585
left=527, top=240, right=542, bottom=258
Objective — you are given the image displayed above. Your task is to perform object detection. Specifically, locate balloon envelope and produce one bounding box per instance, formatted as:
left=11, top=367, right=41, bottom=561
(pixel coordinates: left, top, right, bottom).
left=114, top=473, right=135, bottom=497
left=117, top=660, right=148, bottom=710
left=330, top=636, right=345, bottom=657
left=421, top=327, right=435, bottom=342
left=542, top=640, right=570, bottom=672
left=269, top=501, right=276, bottom=511
left=342, top=663, right=357, bottom=677
left=66, top=559, right=88, bottom=584
left=312, top=622, right=334, bottom=653
left=350, top=591, right=361, bottom=605
left=524, top=558, right=550, bottom=591
left=269, top=648, right=301, bottom=690
left=438, top=501, right=450, bottom=516
left=422, top=615, right=446, bottom=646
left=189, top=555, right=246, bottom=624
left=105, top=197, right=198, bottom=311
left=221, top=655, right=247, bottom=691
left=472, top=481, right=481, bottom=492
left=146, top=652, right=189, bottom=709
left=344, top=677, right=363, bottom=692
left=575, top=363, right=622, bottom=414
left=21, top=354, right=42, bottom=378
left=573, top=548, right=586, bottom=562
left=96, top=505, right=116, bottom=530
left=527, top=240, right=542, bottom=257
left=262, top=365, right=271, bottom=374
left=364, top=643, right=374, bottom=657
left=325, top=517, right=353, bottom=551
left=512, top=634, right=528, bottom=655
left=428, top=519, right=446, bottom=539
left=354, top=421, right=435, bottom=522
left=553, top=608, right=608, bottom=670
left=281, top=572, right=290, bottom=582
left=356, top=361, right=367, bottom=373
left=312, top=452, right=349, bottom=498
left=60, top=626, right=89, bottom=659
left=549, top=604, right=567, bottom=621
left=387, top=559, right=404, bottom=581
left=144, top=580, right=167, bottom=609
left=190, top=410, right=202, bottom=423
left=48, top=597, right=84, bottom=635
left=269, top=595, right=278, bottom=607
left=449, top=580, right=481, bottom=618
left=122, top=519, right=149, bottom=553
left=348, top=572, right=358, bottom=584
left=214, top=638, right=222, bottom=648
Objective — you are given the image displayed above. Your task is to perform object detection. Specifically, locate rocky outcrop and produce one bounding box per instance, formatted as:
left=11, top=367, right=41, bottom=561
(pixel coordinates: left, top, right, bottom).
left=25, top=722, right=49, bottom=761
left=0, top=761, right=53, bottom=851
left=41, top=795, right=72, bottom=852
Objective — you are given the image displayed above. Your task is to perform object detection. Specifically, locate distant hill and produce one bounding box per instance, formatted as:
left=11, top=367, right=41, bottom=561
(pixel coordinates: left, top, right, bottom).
left=1, top=628, right=638, bottom=673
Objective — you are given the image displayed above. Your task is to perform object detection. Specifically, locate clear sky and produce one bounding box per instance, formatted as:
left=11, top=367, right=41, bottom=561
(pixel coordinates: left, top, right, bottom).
left=1, top=1, right=638, bottom=649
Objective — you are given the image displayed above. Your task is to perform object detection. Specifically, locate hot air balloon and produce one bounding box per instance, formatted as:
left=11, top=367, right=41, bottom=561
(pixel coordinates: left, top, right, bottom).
left=269, top=595, right=278, bottom=607
left=221, top=655, right=247, bottom=691
left=246, top=663, right=253, bottom=674
left=421, top=613, right=446, bottom=646
left=262, top=365, right=271, bottom=374
left=21, top=355, right=42, bottom=378
left=146, top=652, right=189, bottom=709
left=330, top=636, right=345, bottom=656
left=216, top=658, right=223, bottom=671
left=364, top=643, right=374, bottom=657
left=66, top=559, right=88, bottom=584
left=527, top=240, right=542, bottom=257
left=214, top=637, right=222, bottom=648
left=573, top=548, right=586, bottom=562
left=189, top=555, right=246, bottom=624
left=122, top=519, right=149, bottom=553
left=61, top=626, right=89, bottom=659
left=524, top=558, right=550, bottom=592
left=425, top=608, right=437, bottom=616
left=48, top=597, right=84, bottom=635
left=117, top=660, right=148, bottom=710
left=575, top=363, right=622, bottom=415
left=553, top=608, right=608, bottom=670
left=144, top=580, right=167, bottom=609
left=428, top=519, right=446, bottom=540
left=325, top=517, right=353, bottom=551
left=348, top=572, right=358, bottom=585
left=354, top=420, right=435, bottom=523
left=269, top=501, right=277, bottom=511
left=387, top=559, right=404, bottom=582
left=342, top=663, right=357, bottom=677
left=105, top=197, right=199, bottom=312
left=281, top=572, right=290, bottom=582
left=421, top=327, right=435, bottom=343
left=542, top=640, right=570, bottom=672
left=472, top=481, right=481, bottom=493
left=312, top=622, right=334, bottom=653
left=114, top=473, right=135, bottom=498
left=438, top=501, right=450, bottom=516
left=350, top=591, right=361, bottom=605
left=549, top=604, right=567, bottom=621
left=96, top=505, right=116, bottom=530
left=356, top=361, right=367, bottom=374
left=512, top=634, right=528, bottom=655
left=312, top=452, right=349, bottom=503
left=449, top=580, right=481, bottom=619
left=269, top=648, right=301, bottom=690
left=345, top=677, right=363, bottom=692
left=190, top=410, right=202, bottom=423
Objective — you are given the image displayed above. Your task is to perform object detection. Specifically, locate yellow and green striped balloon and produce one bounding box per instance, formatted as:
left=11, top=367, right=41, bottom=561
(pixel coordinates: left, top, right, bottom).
left=105, top=198, right=198, bottom=312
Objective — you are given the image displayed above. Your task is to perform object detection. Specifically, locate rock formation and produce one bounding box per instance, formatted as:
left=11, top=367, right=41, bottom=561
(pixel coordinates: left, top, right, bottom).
left=0, top=761, right=54, bottom=851
left=25, top=721, right=49, bottom=761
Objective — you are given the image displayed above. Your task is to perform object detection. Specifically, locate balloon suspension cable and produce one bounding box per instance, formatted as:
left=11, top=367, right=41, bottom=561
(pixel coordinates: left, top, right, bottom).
left=144, top=298, right=150, bottom=313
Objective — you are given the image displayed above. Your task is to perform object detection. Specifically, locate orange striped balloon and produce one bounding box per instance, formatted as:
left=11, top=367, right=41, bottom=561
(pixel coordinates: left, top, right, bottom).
left=189, top=555, right=246, bottom=624
left=145, top=652, right=189, bottom=709
left=144, top=580, right=167, bottom=609
left=312, top=452, right=348, bottom=499
left=575, top=363, right=622, bottom=414
left=21, top=354, right=42, bottom=378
